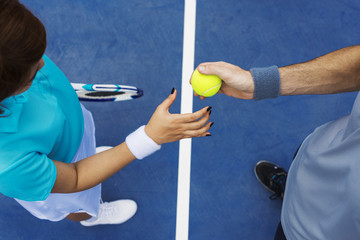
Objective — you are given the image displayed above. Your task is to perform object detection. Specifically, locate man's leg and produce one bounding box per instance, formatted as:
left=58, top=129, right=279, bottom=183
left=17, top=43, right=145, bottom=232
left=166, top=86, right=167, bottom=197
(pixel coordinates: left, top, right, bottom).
left=254, top=146, right=301, bottom=239
left=274, top=223, right=287, bottom=240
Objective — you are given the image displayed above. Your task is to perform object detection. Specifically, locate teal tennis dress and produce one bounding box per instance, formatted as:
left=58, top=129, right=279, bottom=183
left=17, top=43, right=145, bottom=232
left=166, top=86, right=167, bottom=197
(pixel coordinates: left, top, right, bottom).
left=0, top=56, right=101, bottom=221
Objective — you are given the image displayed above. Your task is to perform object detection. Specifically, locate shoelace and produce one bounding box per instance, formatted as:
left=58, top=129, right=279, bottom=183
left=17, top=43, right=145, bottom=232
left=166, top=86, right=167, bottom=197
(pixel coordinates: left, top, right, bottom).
left=269, top=173, right=286, bottom=200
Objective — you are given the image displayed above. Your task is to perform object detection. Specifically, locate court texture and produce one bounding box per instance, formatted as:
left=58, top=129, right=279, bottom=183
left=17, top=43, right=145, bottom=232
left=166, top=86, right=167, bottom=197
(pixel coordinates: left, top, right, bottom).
left=1, top=0, right=360, bottom=239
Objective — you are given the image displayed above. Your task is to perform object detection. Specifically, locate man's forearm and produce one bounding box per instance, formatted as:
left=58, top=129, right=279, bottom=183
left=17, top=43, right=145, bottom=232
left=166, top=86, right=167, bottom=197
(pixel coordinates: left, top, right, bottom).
left=279, top=45, right=360, bottom=96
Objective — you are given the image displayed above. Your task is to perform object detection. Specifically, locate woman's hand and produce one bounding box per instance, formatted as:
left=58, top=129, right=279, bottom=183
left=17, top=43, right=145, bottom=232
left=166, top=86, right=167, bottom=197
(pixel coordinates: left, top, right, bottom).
left=145, top=89, right=212, bottom=145
left=191, top=61, right=255, bottom=100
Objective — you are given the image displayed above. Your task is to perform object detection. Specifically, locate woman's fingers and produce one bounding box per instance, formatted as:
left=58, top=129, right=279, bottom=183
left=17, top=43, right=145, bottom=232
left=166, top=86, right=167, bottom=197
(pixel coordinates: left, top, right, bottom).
left=181, top=111, right=211, bottom=130
left=145, top=90, right=214, bottom=144
left=183, top=121, right=213, bottom=138
left=178, top=106, right=212, bottom=123
left=157, top=88, right=177, bottom=112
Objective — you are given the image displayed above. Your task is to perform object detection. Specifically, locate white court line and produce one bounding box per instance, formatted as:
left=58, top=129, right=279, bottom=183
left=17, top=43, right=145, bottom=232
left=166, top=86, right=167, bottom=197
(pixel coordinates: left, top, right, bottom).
left=175, top=0, right=196, bottom=240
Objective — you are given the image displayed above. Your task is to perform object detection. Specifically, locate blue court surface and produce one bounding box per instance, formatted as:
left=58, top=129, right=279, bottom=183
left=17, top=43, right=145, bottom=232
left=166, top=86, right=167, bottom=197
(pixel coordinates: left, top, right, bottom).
left=1, top=0, right=360, bottom=239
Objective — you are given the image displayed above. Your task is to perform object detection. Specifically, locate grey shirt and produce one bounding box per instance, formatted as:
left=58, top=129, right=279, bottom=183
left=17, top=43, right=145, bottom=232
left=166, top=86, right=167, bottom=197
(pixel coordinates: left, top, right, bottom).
left=282, top=92, right=360, bottom=240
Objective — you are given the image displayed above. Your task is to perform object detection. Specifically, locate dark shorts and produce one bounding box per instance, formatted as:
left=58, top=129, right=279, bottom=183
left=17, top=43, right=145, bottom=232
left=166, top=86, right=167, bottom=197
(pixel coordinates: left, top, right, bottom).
left=274, top=223, right=286, bottom=240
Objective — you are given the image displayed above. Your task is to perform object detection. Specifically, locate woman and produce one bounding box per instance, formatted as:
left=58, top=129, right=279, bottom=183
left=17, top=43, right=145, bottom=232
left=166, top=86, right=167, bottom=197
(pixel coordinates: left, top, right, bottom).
left=0, top=0, right=212, bottom=226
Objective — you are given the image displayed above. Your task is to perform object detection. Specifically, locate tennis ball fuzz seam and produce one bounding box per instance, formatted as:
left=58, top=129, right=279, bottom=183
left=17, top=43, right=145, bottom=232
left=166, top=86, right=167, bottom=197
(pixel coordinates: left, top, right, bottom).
left=191, top=69, right=222, bottom=97
left=200, top=83, right=222, bottom=96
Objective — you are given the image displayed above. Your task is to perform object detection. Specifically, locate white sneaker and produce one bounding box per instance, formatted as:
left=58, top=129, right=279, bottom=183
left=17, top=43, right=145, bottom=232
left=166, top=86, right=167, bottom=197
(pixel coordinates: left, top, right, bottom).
left=80, top=200, right=137, bottom=226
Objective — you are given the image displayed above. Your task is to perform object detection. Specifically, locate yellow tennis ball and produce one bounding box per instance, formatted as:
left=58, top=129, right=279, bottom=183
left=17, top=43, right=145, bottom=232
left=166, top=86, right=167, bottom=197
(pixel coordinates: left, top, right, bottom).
left=191, top=69, right=222, bottom=97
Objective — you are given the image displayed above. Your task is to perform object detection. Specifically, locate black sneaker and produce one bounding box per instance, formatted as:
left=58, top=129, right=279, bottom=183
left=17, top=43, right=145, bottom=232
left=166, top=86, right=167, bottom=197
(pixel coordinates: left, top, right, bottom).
left=254, top=160, right=287, bottom=200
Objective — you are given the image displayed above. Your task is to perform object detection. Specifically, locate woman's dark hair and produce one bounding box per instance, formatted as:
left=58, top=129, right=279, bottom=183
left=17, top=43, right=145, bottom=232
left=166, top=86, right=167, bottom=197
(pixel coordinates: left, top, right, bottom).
left=0, top=0, right=47, bottom=114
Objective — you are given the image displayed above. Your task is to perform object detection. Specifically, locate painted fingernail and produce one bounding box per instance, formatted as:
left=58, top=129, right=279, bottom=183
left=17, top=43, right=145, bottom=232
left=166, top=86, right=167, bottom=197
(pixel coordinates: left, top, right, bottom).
left=210, top=122, right=214, bottom=127
left=206, top=133, right=212, bottom=137
left=171, top=88, right=175, bottom=94
left=207, top=106, right=212, bottom=112
left=209, top=110, right=212, bottom=116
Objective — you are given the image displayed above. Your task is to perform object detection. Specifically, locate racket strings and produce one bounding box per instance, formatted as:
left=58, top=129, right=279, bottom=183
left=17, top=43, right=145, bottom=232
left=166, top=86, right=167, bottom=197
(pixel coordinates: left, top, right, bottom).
left=84, top=91, right=125, bottom=97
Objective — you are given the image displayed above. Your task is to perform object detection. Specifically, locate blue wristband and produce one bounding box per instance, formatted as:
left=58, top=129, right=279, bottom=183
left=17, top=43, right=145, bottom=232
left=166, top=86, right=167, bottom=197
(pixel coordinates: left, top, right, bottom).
left=250, top=65, right=280, bottom=100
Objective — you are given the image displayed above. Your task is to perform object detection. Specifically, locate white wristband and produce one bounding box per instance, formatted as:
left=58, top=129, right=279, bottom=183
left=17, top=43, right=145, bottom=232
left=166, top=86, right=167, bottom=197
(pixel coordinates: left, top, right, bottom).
left=125, top=125, right=161, bottom=159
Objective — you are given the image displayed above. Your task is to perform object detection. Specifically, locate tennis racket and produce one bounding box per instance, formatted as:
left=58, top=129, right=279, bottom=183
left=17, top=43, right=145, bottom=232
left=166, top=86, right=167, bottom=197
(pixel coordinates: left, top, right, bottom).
left=71, top=83, right=143, bottom=102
